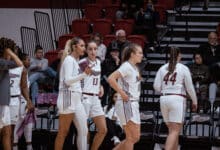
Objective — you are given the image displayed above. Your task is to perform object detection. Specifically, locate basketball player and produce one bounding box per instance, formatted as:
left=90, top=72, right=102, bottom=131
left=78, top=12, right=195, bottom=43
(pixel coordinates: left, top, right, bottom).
left=153, top=47, right=198, bottom=150
left=0, top=37, right=23, bottom=150
left=79, top=41, right=107, bottom=150
left=55, top=37, right=92, bottom=150
left=108, top=43, right=143, bottom=150
left=12, top=53, right=35, bottom=150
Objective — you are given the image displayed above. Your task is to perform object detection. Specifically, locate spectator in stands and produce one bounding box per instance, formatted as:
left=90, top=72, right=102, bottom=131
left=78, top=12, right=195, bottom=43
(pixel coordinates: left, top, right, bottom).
left=104, top=91, right=122, bottom=146
left=116, top=2, right=129, bottom=19
left=121, top=0, right=144, bottom=18
left=203, top=0, right=209, bottom=10
left=135, top=0, right=159, bottom=49
left=28, top=45, right=48, bottom=105
left=101, top=46, right=121, bottom=106
left=188, top=53, right=210, bottom=101
left=198, top=32, right=220, bottom=66
left=198, top=32, right=220, bottom=103
left=91, top=33, right=107, bottom=62
left=107, top=29, right=130, bottom=59
left=0, top=37, right=23, bottom=150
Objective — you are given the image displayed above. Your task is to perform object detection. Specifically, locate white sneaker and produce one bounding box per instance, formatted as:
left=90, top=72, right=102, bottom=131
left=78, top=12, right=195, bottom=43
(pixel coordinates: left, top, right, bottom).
left=112, top=136, right=120, bottom=145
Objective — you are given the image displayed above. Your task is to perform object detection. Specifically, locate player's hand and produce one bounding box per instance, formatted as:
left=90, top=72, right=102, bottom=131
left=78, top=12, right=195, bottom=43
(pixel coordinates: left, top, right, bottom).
left=120, top=91, right=129, bottom=102
left=26, top=100, right=35, bottom=112
left=84, top=66, right=92, bottom=75
left=192, top=103, right=197, bottom=112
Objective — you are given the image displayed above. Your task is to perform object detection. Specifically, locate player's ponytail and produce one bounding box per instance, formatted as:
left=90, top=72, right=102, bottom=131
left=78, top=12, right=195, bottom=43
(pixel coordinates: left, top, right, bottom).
left=61, top=37, right=83, bottom=64
left=168, top=47, right=180, bottom=74
left=122, top=43, right=140, bottom=63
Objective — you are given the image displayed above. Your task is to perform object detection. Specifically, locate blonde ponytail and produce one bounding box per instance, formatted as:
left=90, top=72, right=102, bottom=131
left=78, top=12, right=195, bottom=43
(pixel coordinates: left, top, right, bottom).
left=60, top=37, right=83, bottom=64
left=61, top=39, right=72, bottom=64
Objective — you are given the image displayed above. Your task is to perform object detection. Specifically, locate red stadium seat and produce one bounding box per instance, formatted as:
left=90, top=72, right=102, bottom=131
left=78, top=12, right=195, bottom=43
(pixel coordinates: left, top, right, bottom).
left=104, top=4, right=120, bottom=21
left=71, top=19, right=90, bottom=36
left=127, top=35, right=146, bottom=49
left=44, top=50, right=60, bottom=66
left=84, top=4, right=103, bottom=22
left=114, top=19, right=134, bottom=35
left=103, top=34, right=116, bottom=46
left=58, top=34, right=75, bottom=49
left=96, top=0, right=112, bottom=8
left=157, top=0, right=175, bottom=9
left=93, top=19, right=112, bottom=36
left=81, top=34, right=92, bottom=43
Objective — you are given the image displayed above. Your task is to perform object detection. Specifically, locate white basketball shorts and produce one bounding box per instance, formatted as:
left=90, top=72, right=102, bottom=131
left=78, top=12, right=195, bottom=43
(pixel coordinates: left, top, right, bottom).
left=160, top=95, right=186, bottom=123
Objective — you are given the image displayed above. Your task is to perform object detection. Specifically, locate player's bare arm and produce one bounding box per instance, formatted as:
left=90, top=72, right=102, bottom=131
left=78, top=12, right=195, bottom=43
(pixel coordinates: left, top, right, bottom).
left=108, top=71, right=129, bottom=101
left=20, top=68, right=34, bottom=111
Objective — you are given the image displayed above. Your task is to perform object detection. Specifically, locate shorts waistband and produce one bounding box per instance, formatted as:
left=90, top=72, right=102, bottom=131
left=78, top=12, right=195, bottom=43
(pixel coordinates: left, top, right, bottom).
left=82, top=92, right=99, bottom=97
left=161, top=93, right=187, bottom=98
left=11, top=95, right=20, bottom=98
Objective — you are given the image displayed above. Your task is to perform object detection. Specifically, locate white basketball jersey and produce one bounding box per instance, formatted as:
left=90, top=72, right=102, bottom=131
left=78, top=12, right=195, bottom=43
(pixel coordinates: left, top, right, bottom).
left=59, top=55, right=82, bottom=92
left=80, top=58, right=101, bottom=94
left=154, top=63, right=197, bottom=104
left=9, top=67, right=23, bottom=96
left=117, top=62, right=141, bottom=100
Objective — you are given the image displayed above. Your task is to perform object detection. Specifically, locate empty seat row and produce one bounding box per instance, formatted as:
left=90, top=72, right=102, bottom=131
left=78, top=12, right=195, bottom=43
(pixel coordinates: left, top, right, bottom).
left=84, top=4, right=120, bottom=22
left=71, top=18, right=134, bottom=38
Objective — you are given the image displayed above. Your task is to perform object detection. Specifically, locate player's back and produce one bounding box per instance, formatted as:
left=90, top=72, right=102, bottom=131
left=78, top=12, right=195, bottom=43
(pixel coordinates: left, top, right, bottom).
left=157, top=63, right=189, bottom=95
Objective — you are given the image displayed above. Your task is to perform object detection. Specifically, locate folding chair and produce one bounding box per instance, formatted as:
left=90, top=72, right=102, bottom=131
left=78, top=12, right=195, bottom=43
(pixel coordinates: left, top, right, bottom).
left=212, top=100, right=220, bottom=149
left=182, top=100, right=213, bottom=150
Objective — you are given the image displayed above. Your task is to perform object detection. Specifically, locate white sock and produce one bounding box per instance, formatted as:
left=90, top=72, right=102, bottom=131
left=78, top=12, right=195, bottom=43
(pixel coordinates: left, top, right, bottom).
left=27, top=144, right=33, bottom=150
left=13, top=146, right=18, bottom=150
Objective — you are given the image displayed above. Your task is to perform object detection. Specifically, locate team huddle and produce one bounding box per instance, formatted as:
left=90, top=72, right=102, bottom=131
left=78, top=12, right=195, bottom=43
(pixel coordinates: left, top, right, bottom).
left=0, top=37, right=197, bottom=150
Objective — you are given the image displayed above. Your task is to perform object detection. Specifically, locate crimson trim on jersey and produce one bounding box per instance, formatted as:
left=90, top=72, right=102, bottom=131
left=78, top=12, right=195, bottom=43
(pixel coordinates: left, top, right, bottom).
left=82, top=92, right=99, bottom=97
left=161, top=93, right=187, bottom=98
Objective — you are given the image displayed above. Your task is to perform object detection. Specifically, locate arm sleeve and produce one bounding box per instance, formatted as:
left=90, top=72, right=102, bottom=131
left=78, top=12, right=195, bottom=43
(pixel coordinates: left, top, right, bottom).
left=153, top=68, right=162, bottom=93
left=29, top=58, right=38, bottom=70
left=40, top=59, right=48, bottom=71
left=184, top=67, right=198, bottom=105
left=0, top=59, right=17, bottom=70
left=63, top=57, right=87, bottom=86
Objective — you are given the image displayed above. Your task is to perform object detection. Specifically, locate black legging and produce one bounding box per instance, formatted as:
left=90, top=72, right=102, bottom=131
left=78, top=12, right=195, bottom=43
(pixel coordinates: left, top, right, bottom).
left=105, top=118, right=122, bottom=138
